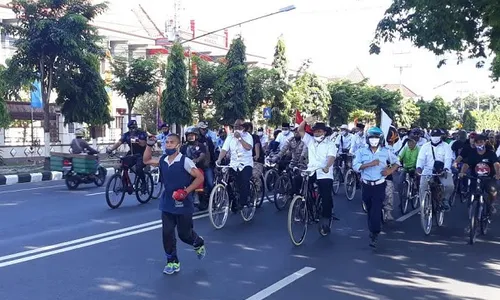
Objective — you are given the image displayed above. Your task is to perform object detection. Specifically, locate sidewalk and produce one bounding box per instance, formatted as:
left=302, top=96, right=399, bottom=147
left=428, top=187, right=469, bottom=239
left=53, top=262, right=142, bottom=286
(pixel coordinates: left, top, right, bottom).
left=0, top=167, right=116, bottom=186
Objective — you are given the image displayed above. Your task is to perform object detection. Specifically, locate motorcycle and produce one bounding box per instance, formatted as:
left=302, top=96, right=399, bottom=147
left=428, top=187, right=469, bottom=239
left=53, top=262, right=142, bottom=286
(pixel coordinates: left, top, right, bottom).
left=63, top=154, right=107, bottom=190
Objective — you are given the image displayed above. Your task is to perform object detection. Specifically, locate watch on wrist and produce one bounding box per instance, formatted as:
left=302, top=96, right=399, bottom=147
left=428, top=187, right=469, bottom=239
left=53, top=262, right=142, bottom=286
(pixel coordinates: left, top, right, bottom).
left=238, top=137, right=242, bottom=141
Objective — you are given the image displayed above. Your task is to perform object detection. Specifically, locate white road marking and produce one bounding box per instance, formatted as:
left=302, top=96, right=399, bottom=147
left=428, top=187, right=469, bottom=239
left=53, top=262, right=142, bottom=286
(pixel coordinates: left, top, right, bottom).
left=245, top=267, right=316, bottom=300
left=0, top=213, right=209, bottom=268
left=0, top=184, right=66, bottom=194
left=85, top=192, right=105, bottom=196
left=395, top=207, right=420, bottom=222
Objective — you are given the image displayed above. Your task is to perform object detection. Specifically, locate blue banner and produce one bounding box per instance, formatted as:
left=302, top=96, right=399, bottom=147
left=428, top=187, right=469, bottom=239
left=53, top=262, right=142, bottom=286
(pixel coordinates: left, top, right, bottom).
left=30, top=80, right=42, bottom=108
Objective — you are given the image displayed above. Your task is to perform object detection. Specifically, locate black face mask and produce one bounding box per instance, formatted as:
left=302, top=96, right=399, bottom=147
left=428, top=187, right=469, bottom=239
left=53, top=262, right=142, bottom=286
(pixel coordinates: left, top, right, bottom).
left=188, top=140, right=196, bottom=145
left=294, top=136, right=301, bottom=141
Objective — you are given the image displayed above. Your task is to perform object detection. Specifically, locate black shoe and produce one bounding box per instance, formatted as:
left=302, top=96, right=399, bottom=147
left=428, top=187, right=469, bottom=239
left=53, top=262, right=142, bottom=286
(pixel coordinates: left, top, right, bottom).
left=369, top=233, right=378, bottom=248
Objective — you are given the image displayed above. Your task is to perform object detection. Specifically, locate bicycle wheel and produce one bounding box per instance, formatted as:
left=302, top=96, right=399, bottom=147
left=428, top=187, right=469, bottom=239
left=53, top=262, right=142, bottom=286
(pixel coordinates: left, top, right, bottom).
left=469, top=198, right=479, bottom=244
left=480, top=200, right=490, bottom=235
left=274, top=174, right=291, bottom=211
left=400, top=180, right=410, bottom=215
left=332, top=167, right=341, bottom=195
left=421, top=191, right=433, bottom=235
left=287, top=195, right=308, bottom=246
left=105, top=174, right=125, bottom=209
left=254, top=176, right=265, bottom=208
left=208, top=183, right=230, bottom=229
left=411, top=180, right=420, bottom=209
left=344, top=169, right=356, bottom=201
left=264, top=169, right=279, bottom=201
left=241, top=180, right=258, bottom=222
left=135, top=172, right=154, bottom=204
left=150, top=168, right=163, bottom=200
left=94, top=166, right=107, bottom=187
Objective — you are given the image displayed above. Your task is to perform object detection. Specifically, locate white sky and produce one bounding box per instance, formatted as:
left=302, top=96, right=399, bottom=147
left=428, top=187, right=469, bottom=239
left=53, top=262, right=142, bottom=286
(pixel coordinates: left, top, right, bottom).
left=1, top=0, right=499, bottom=101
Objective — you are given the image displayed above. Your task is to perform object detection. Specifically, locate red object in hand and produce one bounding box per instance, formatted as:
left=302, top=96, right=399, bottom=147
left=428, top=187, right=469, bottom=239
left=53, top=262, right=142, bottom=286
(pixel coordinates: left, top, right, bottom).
left=172, top=189, right=188, bottom=201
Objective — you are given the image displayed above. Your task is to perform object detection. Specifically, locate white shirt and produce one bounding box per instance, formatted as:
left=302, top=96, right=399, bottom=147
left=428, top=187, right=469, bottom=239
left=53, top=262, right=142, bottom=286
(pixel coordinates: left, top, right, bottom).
left=335, top=133, right=354, bottom=153
left=350, top=133, right=366, bottom=154
left=276, top=131, right=293, bottom=150
left=417, top=137, right=427, bottom=147
left=416, top=142, right=453, bottom=176
left=164, top=153, right=197, bottom=172
left=302, top=134, right=338, bottom=179
left=259, top=134, right=269, bottom=148
left=222, top=132, right=254, bottom=171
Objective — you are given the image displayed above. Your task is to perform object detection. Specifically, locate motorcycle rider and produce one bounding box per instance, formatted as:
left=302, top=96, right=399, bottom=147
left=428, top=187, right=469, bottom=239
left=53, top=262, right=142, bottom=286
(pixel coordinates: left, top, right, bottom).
left=156, top=123, right=170, bottom=154
left=71, top=128, right=98, bottom=155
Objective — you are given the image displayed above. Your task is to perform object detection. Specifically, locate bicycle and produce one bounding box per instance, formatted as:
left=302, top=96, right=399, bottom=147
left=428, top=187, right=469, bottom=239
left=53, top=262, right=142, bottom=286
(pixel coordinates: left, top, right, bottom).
left=105, top=153, right=154, bottom=209
left=420, top=173, right=446, bottom=235
left=466, top=175, right=493, bottom=245
left=208, top=163, right=258, bottom=229
left=344, top=163, right=361, bottom=201
left=263, top=157, right=279, bottom=203
left=273, top=165, right=300, bottom=211
left=399, top=168, right=420, bottom=214
left=149, top=165, right=163, bottom=200
left=287, top=167, right=332, bottom=246
left=451, top=164, right=470, bottom=205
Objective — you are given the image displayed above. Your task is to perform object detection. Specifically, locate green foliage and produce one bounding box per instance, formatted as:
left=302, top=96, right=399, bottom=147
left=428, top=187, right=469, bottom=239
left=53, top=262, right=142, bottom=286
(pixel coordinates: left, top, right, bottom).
left=55, top=54, right=112, bottom=127
left=247, top=67, right=274, bottom=117
left=286, top=73, right=331, bottom=121
left=452, top=94, right=500, bottom=112
left=214, top=37, right=249, bottom=124
left=189, top=56, right=219, bottom=120
left=111, top=56, right=159, bottom=119
left=396, top=98, right=420, bottom=128
left=0, top=65, right=12, bottom=128
left=370, top=0, right=500, bottom=80
left=349, top=109, right=375, bottom=124
left=462, top=110, right=476, bottom=131
left=135, top=93, right=159, bottom=134
left=3, top=0, right=109, bottom=134
left=470, top=108, right=500, bottom=131
left=269, top=38, right=291, bottom=126
left=416, top=97, right=453, bottom=129
left=161, top=43, right=191, bottom=126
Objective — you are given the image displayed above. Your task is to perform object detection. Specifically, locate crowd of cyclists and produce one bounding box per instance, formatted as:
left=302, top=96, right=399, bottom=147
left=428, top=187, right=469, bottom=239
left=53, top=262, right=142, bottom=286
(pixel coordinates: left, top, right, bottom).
left=104, top=117, right=500, bottom=273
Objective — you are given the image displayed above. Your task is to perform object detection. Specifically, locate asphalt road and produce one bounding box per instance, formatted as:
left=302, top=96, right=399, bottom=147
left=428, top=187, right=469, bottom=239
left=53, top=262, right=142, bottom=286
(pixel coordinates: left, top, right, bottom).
left=0, top=176, right=499, bottom=300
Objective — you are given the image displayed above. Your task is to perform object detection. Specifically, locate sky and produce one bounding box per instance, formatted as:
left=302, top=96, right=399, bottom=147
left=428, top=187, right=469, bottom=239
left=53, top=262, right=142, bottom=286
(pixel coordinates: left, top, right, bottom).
left=1, top=0, right=498, bottom=101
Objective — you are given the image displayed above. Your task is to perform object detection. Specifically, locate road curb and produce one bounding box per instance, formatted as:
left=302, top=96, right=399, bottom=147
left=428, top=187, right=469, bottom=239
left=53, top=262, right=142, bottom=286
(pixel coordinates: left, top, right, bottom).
left=0, top=168, right=115, bottom=186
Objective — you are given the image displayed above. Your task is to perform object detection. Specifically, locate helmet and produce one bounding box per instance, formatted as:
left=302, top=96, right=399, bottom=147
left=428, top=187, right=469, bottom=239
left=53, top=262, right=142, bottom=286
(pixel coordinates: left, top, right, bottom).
left=185, top=126, right=199, bottom=137
left=128, top=120, right=138, bottom=129
left=75, top=128, right=85, bottom=137
left=430, top=128, right=444, bottom=137
left=366, top=127, right=384, bottom=146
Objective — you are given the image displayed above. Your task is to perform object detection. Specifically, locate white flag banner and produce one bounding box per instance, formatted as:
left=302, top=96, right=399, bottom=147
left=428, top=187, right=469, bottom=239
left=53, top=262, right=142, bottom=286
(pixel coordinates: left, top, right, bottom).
left=380, top=109, right=392, bottom=141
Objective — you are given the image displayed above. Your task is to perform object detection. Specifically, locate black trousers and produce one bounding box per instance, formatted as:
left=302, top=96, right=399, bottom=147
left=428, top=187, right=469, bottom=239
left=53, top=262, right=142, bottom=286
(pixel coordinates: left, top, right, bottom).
left=161, top=212, right=204, bottom=262
left=362, top=182, right=386, bottom=234
left=309, top=174, right=334, bottom=219
left=231, top=166, right=252, bottom=206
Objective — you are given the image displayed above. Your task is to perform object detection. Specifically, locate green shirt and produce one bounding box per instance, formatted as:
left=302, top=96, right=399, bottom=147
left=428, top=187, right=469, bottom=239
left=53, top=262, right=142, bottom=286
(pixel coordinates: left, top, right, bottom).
left=399, top=146, right=420, bottom=170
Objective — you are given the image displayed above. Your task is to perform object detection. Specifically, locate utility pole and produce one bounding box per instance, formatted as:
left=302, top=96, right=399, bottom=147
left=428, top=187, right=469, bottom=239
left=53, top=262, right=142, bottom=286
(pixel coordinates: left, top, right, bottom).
left=393, top=50, right=412, bottom=92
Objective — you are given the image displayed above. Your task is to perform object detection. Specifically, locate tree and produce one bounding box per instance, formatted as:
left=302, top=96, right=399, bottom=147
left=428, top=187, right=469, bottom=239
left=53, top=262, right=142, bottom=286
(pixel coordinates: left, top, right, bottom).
left=111, top=56, right=159, bottom=120
left=416, top=97, right=452, bottom=129
left=453, top=94, right=500, bottom=112
left=214, top=36, right=249, bottom=124
left=269, top=37, right=291, bottom=126
left=462, top=110, right=477, bottom=131
left=363, top=86, right=402, bottom=124
left=3, top=0, right=108, bottom=163
left=135, top=93, right=159, bottom=134
left=0, top=65, right=12, bottom=128
left=349, top=109, right=375, bottom=124
left=286, top=73, right=331, bottom=121
left=161, top=43, right=191, bottom=131
left=55, top=54, right=112, bottom=137
left=189, top=56, right=219, bottom=120
left=328, top=80, right=366, bottom=126
left=370, top=1, right=500, bottom=80
left=247, top=67, right=273, bottom=118
left=396, top=98, right=420, bottom=128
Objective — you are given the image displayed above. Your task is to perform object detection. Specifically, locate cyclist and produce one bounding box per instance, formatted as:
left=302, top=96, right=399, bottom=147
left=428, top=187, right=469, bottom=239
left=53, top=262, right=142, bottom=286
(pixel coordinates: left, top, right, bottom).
left=196, top=123, right=216, bottom=194
left=275, top=123, right=293, bottom=151
left=216, top=119, right=254, bottom=211
left=244, top=122, right=265, bottom=190
left=399, top=136, right=420, bottom=180
left=268, top=129, right=282, bottom=154
left=350, top=123, right=366, bottom=154
left=459, top=134, right=500, bottom=215
left=416, top=128, right=454, bottom=211
left=156, top=123, right=170, bottom=154
left=298, top=117, right=336, bottom=235
left=257, top=127, right=269, bottom=150
left=107, top=120, right=148, bottom=183
left=353, top=127, right=399, bottom=248
left=143, top=133, right=206, bottom=275
left=197, top=121, right=217, bottom=144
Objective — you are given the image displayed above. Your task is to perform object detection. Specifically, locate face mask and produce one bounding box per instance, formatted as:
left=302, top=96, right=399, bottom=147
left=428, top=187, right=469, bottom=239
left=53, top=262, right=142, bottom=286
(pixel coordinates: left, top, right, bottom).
left=430, top=136, right=441, bottom=144
left=187, top=139, right=196, bottom=145
left=314, top=135, right=325, bottom=142
left=368, top=138, right=380, bottom=147
left=165, top=148, right=177, bottom=156
left=283, top=130, right=290, bottom=135
left=234, top=129, right=243, bottom=134
left=257, top=132, right=263, bottom=137
left=476, top=145, right=485, bottom=151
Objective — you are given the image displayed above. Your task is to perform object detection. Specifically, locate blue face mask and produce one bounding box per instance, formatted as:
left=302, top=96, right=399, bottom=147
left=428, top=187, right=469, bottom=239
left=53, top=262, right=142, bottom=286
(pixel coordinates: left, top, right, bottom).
left=477, top=145, right=485, bottom=151
left=165, top=148, right=177, bottom=156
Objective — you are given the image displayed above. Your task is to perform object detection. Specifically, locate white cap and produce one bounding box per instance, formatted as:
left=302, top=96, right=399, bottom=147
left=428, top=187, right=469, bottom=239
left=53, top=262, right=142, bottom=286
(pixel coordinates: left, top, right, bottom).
left=340, top=124, right=349, bottom=130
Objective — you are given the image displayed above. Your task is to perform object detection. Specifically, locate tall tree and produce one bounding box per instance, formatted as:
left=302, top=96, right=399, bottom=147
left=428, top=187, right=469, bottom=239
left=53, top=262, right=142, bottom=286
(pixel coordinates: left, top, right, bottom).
left=462, top=110, right=477, bottom=131
left=247, top=67, right=273, bottom=117
left=286, top=73, right=331, bottom=121
left=111, top=56, right=159, bottom=120
left=55, top=54, right=112, bottom=136
left=3, top=0, right=108, bottom=164
left=0, top=65, right=11, bottom=128
left=370, top=1, right=500, bottom=80
left=269, top=37, right=291, bottom=126
left=161, top=43, right=191, bottom=131
left=189, top=56, right=218, bottom=120
left=362, top=86, right=402, bottom=125
left=416, top=97, right=453, bottom=129
left=328, top=80, right=366, bottom=126
left=214, top=36, right=249, bottom=124
left=396, top=98, right=420, bottom=128
left=135, top=93, right=159, bottom=134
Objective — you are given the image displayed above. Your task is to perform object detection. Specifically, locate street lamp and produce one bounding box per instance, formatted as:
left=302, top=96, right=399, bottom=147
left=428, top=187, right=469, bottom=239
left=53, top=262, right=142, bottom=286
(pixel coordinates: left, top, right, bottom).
left=180, top=5, right=296, bottom=45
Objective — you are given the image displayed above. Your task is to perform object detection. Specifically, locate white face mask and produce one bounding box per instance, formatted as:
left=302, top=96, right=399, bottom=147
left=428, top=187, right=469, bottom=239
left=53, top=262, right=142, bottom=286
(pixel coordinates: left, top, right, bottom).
left=368, top=138, right=380, bottom=147
left=430, top=136, right=441, bottom=144
left=283, top=130, right=290, bottom=135
left=257, top=132, right=263, bottom=137
left=314, top=135, right=325, bottom=142
left=235, top=130, right=243, bottom=135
